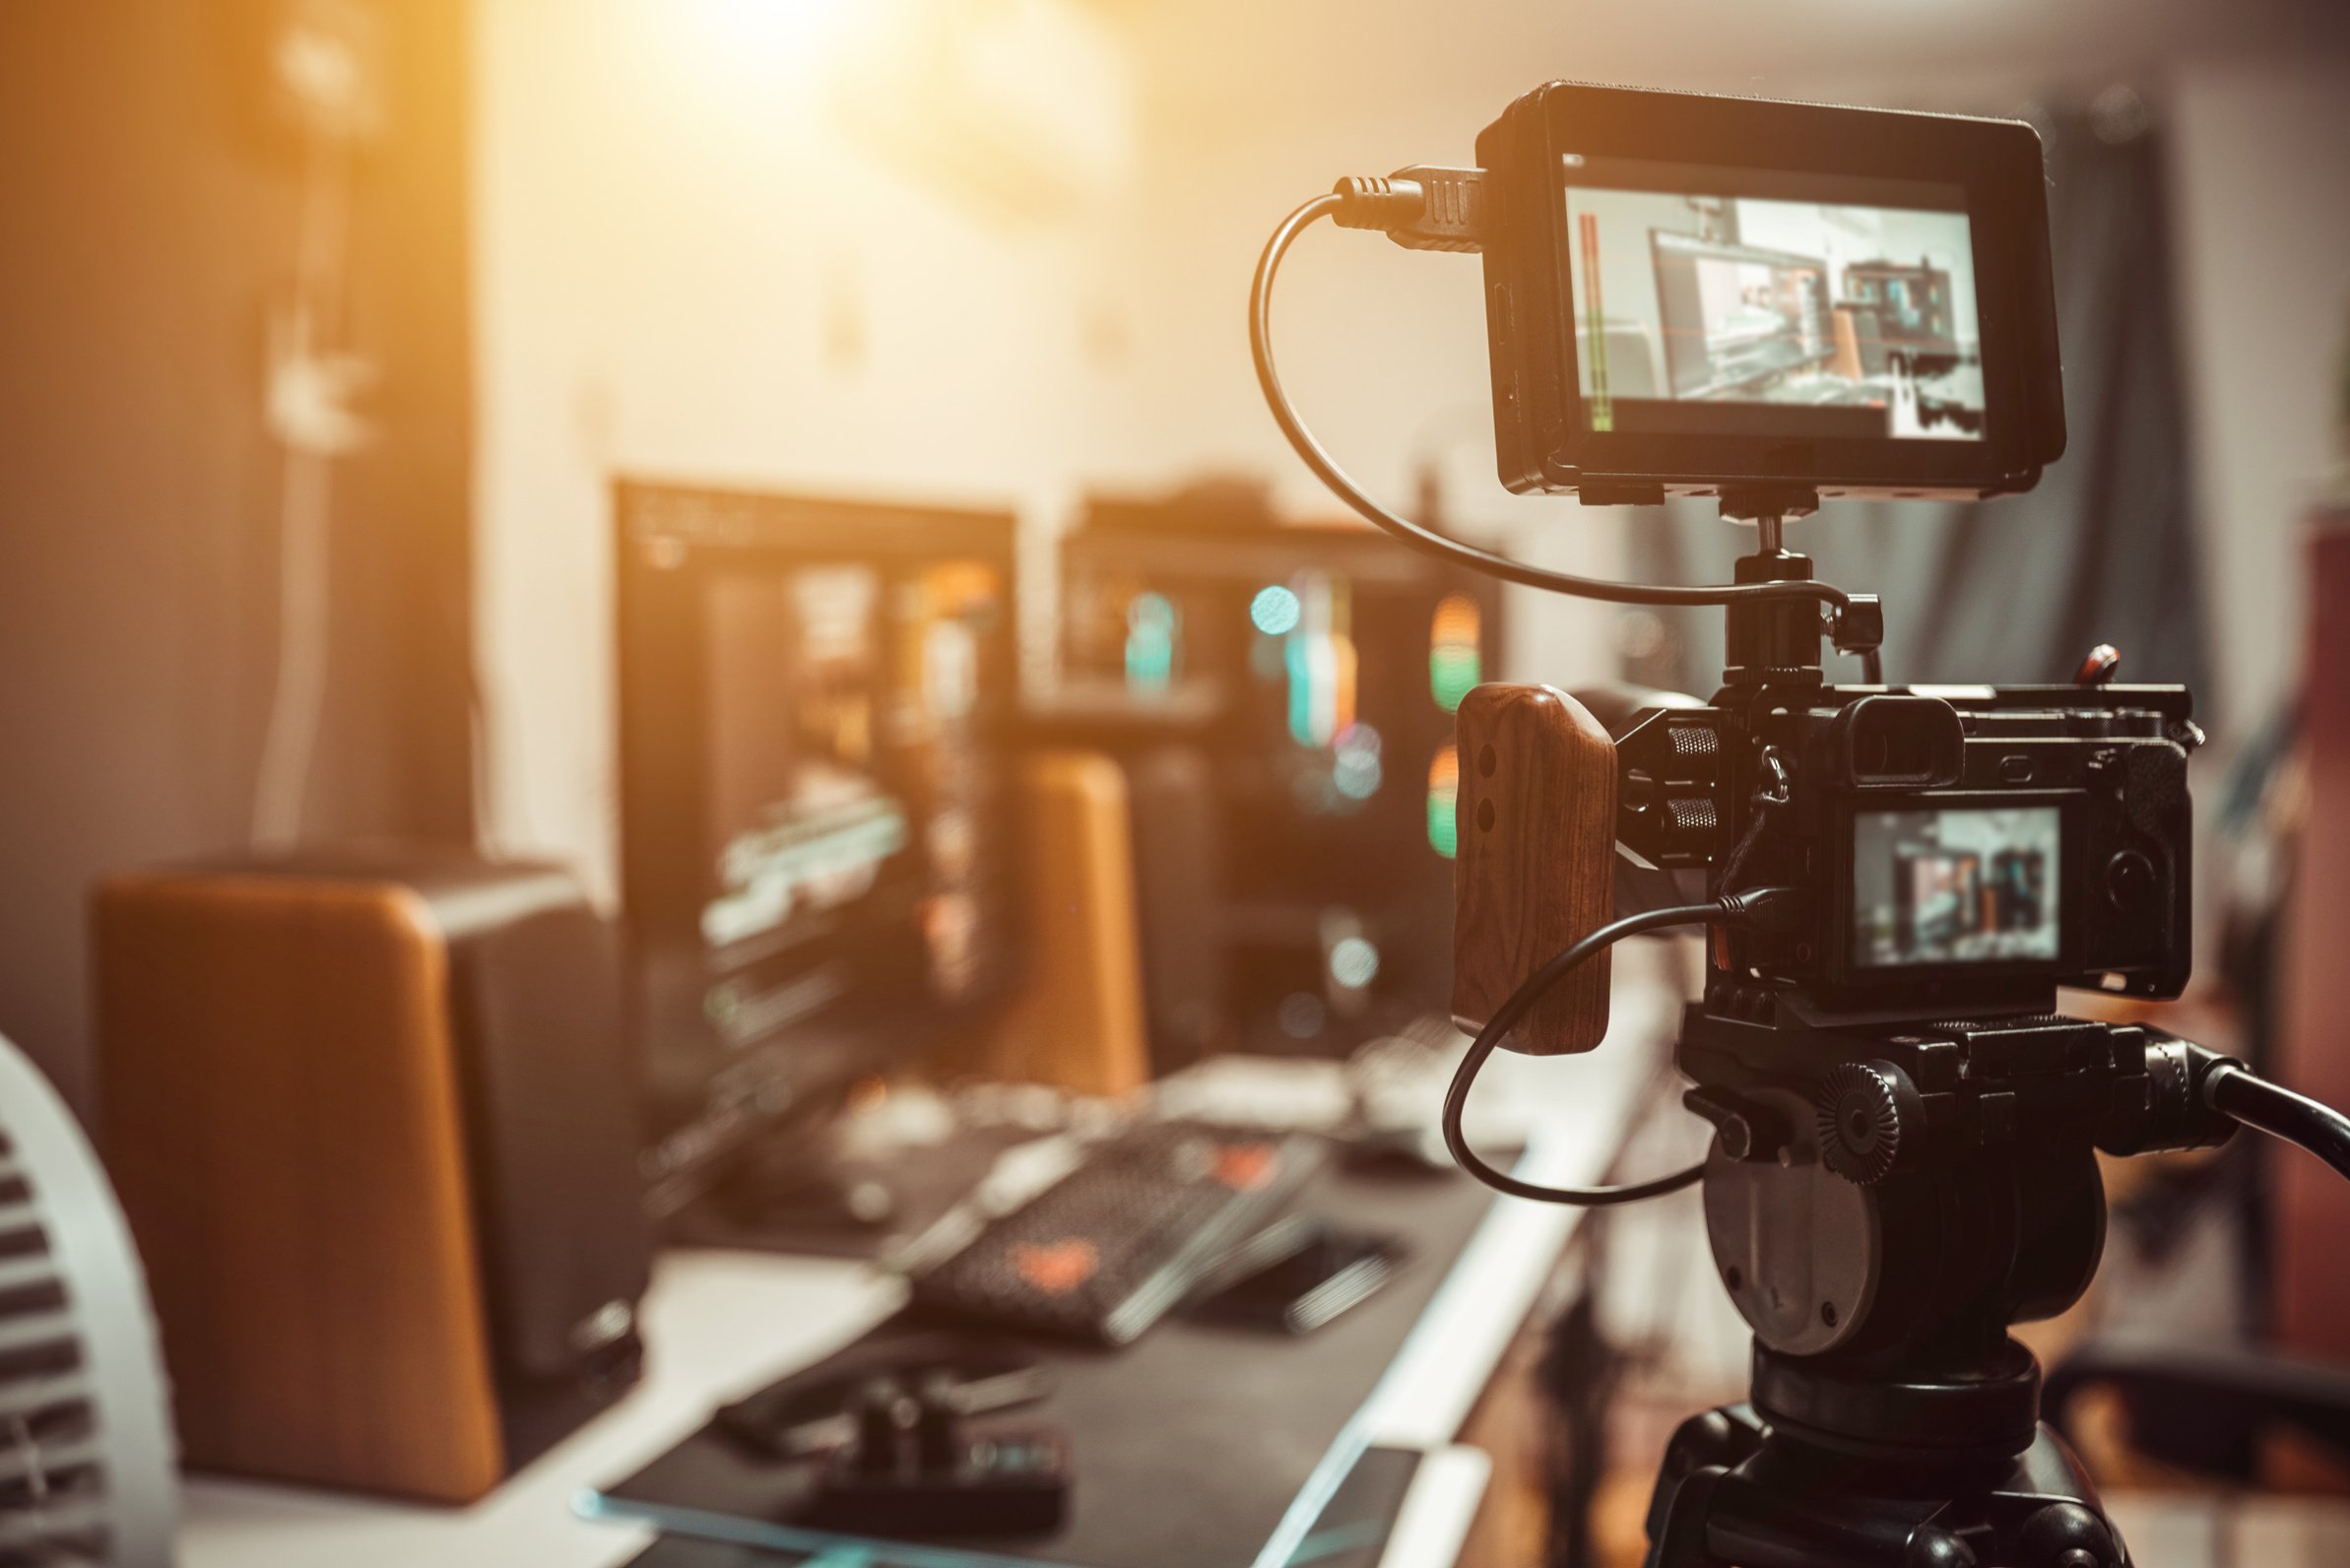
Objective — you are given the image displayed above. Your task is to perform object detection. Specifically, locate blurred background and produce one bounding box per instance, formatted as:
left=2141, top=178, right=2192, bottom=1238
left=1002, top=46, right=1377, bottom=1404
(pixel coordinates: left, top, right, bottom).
left=2, top=3, right=2348, bottom=1567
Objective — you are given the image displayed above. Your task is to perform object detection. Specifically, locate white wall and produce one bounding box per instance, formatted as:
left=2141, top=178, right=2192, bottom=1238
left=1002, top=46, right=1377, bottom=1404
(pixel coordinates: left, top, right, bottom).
left=473, top=0, right=1134, bottom=895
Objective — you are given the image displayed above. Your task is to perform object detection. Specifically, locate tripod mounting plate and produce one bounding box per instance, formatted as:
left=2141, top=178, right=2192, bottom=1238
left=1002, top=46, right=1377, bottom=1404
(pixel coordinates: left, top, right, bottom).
left=1702, top=1089, right=1879, bottom=1357
left=1752, top=1338, right=2042, bottom=1465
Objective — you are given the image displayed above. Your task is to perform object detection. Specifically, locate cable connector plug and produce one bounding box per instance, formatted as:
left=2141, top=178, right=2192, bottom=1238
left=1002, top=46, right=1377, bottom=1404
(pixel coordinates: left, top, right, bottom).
left=1714, top=885, right=1805, bottom=934
left=1330, top=165, right=1485, bottom=253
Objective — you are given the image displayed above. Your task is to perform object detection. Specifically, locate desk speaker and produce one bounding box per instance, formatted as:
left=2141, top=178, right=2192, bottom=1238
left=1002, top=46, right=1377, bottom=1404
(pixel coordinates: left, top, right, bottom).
left=976, top=751, right=1150, bottom=1095
left=94, top=849, right=652, bottom=1502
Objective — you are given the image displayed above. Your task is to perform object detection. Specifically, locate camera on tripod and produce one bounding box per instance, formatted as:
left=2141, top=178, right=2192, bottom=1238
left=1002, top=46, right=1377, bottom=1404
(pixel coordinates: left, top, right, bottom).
left=1251, top=78, right=2350, bottom=1568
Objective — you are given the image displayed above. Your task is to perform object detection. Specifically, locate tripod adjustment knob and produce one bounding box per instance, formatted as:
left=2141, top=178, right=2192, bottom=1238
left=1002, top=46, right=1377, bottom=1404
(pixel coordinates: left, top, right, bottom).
left=1817, top=1061, right=1922, bottom=1186
left=1683, top=1085, right=1788, bottom=1162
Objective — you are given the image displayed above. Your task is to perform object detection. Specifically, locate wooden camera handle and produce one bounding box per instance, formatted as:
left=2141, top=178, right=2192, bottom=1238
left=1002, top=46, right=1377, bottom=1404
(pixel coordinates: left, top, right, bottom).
left=1451, top=685, right=1618, bottom=1055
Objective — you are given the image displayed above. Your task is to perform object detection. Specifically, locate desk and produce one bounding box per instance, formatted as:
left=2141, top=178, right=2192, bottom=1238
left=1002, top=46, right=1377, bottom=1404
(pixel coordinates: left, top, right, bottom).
left=177, top=977, right=1679, bottom=1568
left=178, top=1254, right=906, bottom=1568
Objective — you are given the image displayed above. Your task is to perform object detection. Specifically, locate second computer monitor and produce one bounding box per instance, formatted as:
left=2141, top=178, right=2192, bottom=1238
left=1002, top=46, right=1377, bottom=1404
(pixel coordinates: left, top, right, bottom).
left=1060, top=491, right=1503, bottom=1059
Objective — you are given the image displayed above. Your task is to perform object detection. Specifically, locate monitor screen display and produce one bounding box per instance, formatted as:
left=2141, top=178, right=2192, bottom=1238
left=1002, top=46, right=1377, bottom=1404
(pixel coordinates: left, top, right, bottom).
left=616, top=486, right=1017, bottom=1209
left=698, top=558, right=1004, bottom=1034
left=1852, top=806, right=2059, bottom=968
left=1562, top=159, right=1983, bottom=443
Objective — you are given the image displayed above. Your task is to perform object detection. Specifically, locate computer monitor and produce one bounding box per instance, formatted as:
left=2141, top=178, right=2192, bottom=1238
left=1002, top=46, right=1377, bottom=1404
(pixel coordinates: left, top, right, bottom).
left=614, top=481, right=1020, bottom=1218
left=1057, top=489, right=1503, bottom=1059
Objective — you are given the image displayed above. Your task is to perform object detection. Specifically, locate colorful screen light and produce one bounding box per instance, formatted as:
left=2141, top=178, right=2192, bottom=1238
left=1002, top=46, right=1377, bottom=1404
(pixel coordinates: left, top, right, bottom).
left=1124, top=591, right=1178, bottom=692
left=1429, top=594, right=1481, bottom=714
left=1427, top=745, right=1460, bottom=859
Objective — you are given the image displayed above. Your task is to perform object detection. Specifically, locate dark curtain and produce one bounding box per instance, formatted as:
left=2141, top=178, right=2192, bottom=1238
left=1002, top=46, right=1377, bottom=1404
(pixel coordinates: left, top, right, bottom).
left=1628, top=101, right=2213, bottom=727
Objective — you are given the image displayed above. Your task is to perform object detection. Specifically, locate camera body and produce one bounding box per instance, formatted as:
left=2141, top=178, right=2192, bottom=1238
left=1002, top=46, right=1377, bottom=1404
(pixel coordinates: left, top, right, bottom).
left=1449, top=674, right=2198, bottom=1057
left=1474, top=83, right=2066, bottom=504
left=1618, top=681, right=2197, bottom=1023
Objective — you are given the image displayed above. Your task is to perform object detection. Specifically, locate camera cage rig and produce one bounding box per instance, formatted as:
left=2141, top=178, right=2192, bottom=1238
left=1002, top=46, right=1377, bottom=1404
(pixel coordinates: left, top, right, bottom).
left=1251, top=83, right=2350, bottom=1568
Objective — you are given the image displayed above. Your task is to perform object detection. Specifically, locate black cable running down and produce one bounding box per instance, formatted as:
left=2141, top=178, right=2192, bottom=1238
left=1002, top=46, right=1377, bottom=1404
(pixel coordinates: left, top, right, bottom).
left=1250, top=194, right=1852, bottom=614
left=2206, top=1063, right=2350, bottom=1186
left=1442, top=896, right=1790, bottom=1207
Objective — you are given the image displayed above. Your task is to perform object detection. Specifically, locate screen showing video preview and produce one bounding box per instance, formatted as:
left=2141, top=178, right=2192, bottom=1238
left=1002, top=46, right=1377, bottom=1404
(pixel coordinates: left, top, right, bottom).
left=697, top=556, right=1008, bottom=1047
left=1853, top=806, right=2058, bottom=968
left=1563, top=159, right=1983, bottom=442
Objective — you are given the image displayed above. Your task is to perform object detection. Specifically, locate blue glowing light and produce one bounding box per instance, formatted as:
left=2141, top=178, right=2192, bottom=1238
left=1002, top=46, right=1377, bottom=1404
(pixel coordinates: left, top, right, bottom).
left=1330, top=936, right=1381, bottom=990
left=1250, top=584, right=1301, bottom=635
left=1124, top=592, right=1177, bottom=692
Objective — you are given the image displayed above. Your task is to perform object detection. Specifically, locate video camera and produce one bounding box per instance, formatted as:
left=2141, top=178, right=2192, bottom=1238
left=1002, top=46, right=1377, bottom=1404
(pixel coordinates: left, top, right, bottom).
left=1250, top=80, right=2350, bottom=1568
left=1525, top=679, right=2201, bottom=1037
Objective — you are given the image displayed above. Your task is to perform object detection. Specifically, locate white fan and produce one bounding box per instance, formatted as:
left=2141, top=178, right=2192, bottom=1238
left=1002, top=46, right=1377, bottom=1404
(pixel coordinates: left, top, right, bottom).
left=0, top=1037, right=174, bottom=1565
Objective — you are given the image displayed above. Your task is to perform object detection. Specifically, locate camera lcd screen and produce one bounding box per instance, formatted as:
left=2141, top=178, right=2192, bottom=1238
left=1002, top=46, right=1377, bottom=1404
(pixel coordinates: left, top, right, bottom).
left=1852, top=806, right=2058, bottom=968
left=1562, top=159, right=1983, bottom=444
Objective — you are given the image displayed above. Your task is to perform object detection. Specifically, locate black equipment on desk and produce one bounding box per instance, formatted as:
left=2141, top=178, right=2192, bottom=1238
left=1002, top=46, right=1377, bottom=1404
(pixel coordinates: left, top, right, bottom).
left=1187, top=1214, right=1405, bottom=1336
left=710, top=1333, right=1071, bottom=1540
left=810, top=1371, right=1073, bottom=1537
left=717, top=1334, right=1057, bottom=1461
left=910, top=1121, right=1325, bottom=1344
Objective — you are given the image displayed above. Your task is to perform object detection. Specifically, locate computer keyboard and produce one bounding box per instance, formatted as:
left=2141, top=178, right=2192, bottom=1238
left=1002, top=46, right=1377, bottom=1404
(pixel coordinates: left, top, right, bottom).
left=910, top=1121, right=1324, bottom=1345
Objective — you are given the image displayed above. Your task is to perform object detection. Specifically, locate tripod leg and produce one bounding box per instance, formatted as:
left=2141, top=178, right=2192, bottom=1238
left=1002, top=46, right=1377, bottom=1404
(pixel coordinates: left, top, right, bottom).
left=1643, top=1464, right=1730, bottom=1568
left=1642, top=1406, right=1761, bottom=1568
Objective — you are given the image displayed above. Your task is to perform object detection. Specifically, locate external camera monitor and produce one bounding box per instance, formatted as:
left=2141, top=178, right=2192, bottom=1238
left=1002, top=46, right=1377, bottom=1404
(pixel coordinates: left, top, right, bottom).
left=1477, top=84, right=2064, bottom=503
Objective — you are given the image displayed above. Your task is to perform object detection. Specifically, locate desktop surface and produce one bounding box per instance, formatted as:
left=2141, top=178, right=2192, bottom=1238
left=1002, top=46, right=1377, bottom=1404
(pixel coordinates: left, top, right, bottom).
left=174, top=978, right=1683, bottom=1568
left=594, top=1156, right=1495, bottom=1568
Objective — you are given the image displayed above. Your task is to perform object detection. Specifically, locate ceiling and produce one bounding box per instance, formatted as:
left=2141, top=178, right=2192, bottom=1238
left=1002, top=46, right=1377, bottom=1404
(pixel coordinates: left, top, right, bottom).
left=1117, top=0, right=2350, bottom=142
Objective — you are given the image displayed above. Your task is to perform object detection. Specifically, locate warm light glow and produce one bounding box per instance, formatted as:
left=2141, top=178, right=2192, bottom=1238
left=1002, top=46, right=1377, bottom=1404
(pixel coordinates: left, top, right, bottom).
left=673, top=0, right=861, bottom=62
left=646, top=0, right=871, bottom=134
left=829, top=0, right=1136, bottom=223
left=1283, top=573, right=1355, bottom=748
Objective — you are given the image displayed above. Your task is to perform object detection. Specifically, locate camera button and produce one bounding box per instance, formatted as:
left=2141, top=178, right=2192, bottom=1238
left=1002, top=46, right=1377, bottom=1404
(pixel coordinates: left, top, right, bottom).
left=1999, top=754, right=2034, bottom=782
left=2106, top=849, right=2156, bottom=909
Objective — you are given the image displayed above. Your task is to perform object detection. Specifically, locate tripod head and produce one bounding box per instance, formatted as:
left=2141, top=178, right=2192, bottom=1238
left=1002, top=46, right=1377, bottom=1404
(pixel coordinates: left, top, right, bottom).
left=1688, top=1012, right=2219, bottom=1432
